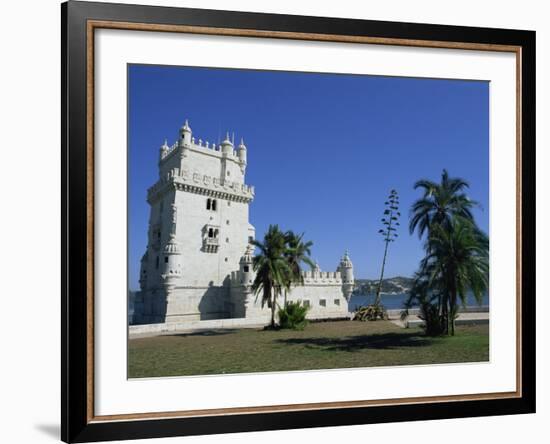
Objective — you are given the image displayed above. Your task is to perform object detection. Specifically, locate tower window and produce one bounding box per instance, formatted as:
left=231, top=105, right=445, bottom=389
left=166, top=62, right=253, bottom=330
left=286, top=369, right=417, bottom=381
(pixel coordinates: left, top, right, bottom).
left=243, top=265, right=249, bottom=273
left=164, top=257, right=168, bottom=263
left=206, top=198, right=217, bottom=211
left=208, top=228, right=214, bottom=238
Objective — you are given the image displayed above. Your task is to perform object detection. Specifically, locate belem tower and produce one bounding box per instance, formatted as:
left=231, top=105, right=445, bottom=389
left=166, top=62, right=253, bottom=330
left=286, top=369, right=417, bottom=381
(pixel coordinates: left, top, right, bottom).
left=131, top=120, right=355, bottom=327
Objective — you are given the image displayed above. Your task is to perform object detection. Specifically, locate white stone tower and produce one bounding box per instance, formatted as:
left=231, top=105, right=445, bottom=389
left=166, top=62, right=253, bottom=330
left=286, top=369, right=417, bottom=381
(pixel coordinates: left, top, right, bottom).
left=133, top=119, right=255, bottom=324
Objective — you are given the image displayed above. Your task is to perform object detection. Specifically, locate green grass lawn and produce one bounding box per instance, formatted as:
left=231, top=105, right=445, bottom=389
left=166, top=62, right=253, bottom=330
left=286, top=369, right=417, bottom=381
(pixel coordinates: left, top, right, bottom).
left=128, top=320, right=489, bottom=378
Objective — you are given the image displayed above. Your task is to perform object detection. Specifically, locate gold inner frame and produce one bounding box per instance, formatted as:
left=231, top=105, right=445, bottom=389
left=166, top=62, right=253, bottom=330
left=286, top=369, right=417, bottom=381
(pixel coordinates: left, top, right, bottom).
left=85, top=19, right=523, bottom=423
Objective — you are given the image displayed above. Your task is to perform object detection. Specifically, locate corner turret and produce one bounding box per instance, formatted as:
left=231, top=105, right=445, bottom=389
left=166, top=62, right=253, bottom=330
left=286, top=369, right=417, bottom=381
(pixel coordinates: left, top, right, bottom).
left=159, top=139, right=169, bottom=161
left=220, top=132, right=234, bottom=156
left=179, top=119, right=192, bottom=147
left=239, top=243, right=255, bottom=285
left=161, top=204, right=182, bottom=292
left=139, top=252, right=148, bottom=291
left=338, top=250, right=354, bottom=301
left=237, top=138, right=247, bottom=172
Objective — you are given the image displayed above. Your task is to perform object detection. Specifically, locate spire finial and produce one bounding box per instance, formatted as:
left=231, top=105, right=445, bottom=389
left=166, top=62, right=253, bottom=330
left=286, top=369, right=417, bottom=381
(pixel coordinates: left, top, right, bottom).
left=222, top=131, right=233, bottom=146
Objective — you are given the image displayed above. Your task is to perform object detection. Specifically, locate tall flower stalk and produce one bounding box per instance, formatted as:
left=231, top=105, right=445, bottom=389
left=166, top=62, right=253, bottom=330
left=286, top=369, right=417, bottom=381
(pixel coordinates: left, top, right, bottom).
left=375, top=189, right=400, bottom=306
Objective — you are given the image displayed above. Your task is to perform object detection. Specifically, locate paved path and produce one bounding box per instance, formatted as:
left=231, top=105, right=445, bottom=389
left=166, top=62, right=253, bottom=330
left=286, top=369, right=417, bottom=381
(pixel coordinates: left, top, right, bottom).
left=390, top=311, right=489, bottom=328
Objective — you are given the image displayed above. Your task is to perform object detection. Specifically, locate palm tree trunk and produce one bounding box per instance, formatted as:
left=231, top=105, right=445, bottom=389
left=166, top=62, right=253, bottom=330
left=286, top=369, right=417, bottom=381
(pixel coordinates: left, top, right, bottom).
left=270, top=287, right=279, bottom=328
left=442, top=293, right=449, bottom=335
left=450, top=290, right=457, bottom=336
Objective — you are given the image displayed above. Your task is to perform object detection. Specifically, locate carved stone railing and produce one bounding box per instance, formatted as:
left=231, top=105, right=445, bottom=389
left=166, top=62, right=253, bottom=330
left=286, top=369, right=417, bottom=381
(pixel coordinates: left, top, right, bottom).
left=203, top=237, right=219, bottom=253
left=147, top=169, right=255, bottom=204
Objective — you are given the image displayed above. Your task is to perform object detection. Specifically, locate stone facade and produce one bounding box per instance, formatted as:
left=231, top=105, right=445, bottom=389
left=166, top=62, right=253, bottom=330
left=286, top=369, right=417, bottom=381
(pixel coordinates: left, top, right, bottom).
left=131, top=120, right=354, bottom=326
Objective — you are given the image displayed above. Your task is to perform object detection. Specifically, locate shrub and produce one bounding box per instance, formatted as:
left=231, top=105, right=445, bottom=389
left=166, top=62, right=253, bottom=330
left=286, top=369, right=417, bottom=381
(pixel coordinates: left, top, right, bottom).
left=278, top=301, right=309, bottom=330
left=417, top=301, right=446, bottom=336
left=402, top=293, right=446, bottom=336
left=353, top=304, right=388, bottom=321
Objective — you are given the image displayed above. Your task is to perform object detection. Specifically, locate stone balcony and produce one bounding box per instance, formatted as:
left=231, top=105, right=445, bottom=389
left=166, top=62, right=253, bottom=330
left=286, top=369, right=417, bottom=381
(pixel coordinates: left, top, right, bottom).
left=203, top=236, right=219, bottom=253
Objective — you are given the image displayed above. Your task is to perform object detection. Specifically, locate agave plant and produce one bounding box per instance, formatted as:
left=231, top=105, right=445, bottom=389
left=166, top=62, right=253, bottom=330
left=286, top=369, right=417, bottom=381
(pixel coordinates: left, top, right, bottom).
left=353, top=304, right=388, bottom=322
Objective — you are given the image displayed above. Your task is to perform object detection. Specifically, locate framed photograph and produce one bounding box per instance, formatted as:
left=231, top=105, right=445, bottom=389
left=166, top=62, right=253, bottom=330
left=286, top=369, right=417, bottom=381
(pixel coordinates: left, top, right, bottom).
left=62, top=1, right=535, bottom=442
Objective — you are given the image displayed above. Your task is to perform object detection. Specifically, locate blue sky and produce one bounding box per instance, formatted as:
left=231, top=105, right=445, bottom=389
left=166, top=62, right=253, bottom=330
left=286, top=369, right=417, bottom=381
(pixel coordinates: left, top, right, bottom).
left=128, top=64, right=489, bottom=290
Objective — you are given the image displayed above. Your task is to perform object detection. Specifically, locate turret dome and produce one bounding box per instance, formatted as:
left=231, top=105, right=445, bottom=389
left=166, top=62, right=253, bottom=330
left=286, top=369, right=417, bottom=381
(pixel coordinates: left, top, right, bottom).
left=339, top=250, right=353, bottom=268
left=239, top=243, right=254, bottom=264
left=163, top=234, right=181, bottom=255
left=181, top=119, right=191, bottom=133
left=221, top=132, right=234, bottom=155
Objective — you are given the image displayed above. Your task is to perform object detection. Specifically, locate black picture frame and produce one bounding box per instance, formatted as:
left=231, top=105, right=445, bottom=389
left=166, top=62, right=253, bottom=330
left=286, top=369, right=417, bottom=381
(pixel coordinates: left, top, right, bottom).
left=61, top=1, right=536, bottom=442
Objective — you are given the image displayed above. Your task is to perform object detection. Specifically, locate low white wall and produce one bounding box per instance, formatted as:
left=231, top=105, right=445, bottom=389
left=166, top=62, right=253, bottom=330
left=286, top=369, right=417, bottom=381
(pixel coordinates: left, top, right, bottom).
left=129, top=316, right=269, bottom=338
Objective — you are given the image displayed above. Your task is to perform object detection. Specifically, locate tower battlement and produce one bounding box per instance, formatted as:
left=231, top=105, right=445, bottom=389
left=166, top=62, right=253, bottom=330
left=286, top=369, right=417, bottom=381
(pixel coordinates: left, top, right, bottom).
left=301, top=270, right=342, bottom=283
left=159, top=137, right=242, bottom=162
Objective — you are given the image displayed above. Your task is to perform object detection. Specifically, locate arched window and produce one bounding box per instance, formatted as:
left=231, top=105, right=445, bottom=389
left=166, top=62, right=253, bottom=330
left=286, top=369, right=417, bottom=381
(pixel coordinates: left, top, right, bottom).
left=212, top=199, right=217, bottom=211
left=206, top=198, right=211, bottom=210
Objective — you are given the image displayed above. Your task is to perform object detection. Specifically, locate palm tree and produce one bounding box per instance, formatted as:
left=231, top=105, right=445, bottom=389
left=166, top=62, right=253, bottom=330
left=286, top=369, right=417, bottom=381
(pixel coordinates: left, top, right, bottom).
left=421, top=217, right=489, bottom=335
left=283, top=231, right=315, bottom=305
left=409, top=169, right=477, bottom=239
left=251, top=225, right=293, bottom=328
